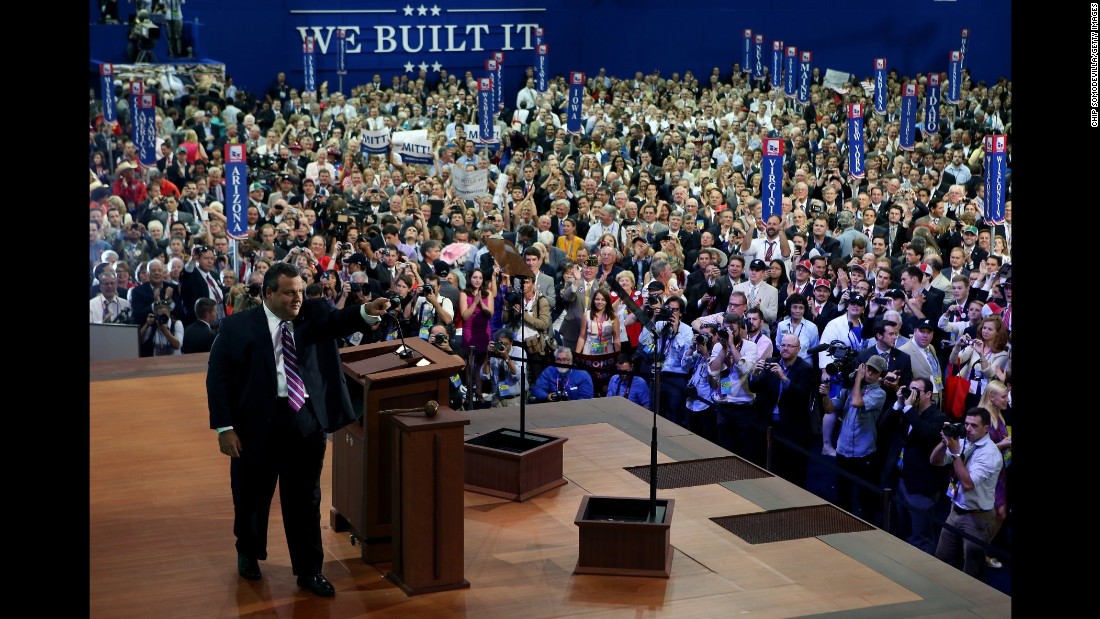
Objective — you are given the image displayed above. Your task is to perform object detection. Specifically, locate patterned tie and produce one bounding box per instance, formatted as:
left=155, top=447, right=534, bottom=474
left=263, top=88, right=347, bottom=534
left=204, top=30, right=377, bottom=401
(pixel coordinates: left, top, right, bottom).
left=280, top=322, right=306, bottom=411
left=923, top=346, right=943, bottom=392
left=864, top=227, right=872, bottom=237
left=205, top=274, right=223, bottom=303
left=103, top=299, right=112, bottom=322
left=764, top=240, right=775, bottom=261
left=749, top=284, right=758, bottom=308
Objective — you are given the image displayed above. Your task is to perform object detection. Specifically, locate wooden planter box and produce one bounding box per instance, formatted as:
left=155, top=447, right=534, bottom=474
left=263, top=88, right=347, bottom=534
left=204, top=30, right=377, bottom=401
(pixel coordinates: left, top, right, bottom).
left=464, top=428, right=568, bottom=502
left=573, top=496, right=675, bottom=578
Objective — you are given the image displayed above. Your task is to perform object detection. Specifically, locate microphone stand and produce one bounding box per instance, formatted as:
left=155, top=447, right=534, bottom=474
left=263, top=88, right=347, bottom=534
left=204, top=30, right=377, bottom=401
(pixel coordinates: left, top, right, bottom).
left=385, top=305, right=415, bottom=359
left=607, top=278, right=664, bottom=523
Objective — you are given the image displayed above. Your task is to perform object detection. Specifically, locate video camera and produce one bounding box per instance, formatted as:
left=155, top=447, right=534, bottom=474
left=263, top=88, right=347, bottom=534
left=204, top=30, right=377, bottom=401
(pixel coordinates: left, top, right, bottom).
left=807, top=341, right=859, bottom=382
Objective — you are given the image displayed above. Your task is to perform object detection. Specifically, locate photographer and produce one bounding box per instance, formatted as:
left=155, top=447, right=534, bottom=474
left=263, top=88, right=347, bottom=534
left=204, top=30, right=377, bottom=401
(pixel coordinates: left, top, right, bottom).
left=637, top=295, right=693, bottom=426
left=709, top=314, right=761, bottom=464
left=817, top=356, right=888, bottom=525
left=605, top=354, right=650, bottom=408
left=749, top=334, right=817, bottom=488
left=140, top=300, right=184, bottom=357
left=883, top=378, right=950, bottom=555
left=480, top=330, right=526, bottom=407
left=503, top=274, right=552, bottom=379
left=428, top=324, right=469, bottom=409
left=532, top=347, right=594, bottom=403
left=818, top=292, right=869, bottom=455
left=411, top=273, right=454, bottom=339
left=930, top=407, right=1002, bottom=579
left=682, top=326, right=721, bottom=443
left=126, top=9, right=159, bottom=63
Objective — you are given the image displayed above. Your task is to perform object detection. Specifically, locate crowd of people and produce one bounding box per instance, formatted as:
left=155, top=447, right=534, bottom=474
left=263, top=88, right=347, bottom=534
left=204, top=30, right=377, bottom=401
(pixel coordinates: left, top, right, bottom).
left=89, top=60, right=1013, bottom=582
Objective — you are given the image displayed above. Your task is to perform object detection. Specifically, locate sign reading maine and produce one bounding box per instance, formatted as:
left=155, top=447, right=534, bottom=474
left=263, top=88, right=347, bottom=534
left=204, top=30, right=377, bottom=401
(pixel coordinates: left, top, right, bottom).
left=292, top=4, right=543, bottom=56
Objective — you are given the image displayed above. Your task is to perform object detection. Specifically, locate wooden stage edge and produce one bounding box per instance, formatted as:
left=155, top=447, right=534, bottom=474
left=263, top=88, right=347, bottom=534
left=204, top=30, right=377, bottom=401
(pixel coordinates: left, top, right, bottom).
left=90, top=356, right=1011, bottom=618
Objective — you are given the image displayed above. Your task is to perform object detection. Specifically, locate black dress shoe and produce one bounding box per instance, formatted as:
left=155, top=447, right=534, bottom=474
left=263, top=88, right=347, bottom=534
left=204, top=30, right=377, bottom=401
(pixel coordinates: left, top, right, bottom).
left=237, top=554, right=262, bottom=580
left=297, top=573, right=335, bottom=597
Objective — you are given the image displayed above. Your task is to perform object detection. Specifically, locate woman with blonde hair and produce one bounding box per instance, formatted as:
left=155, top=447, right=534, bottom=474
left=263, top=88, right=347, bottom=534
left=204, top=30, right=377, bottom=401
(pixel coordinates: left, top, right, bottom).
left=180, top=128, right=208, bottom=164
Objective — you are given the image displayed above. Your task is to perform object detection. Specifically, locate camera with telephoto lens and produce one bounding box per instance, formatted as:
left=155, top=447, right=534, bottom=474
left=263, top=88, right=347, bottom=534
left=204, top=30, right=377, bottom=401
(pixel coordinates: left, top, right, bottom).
left=432, top=333, right=448, bottom=345
left=386, top=294, right=403, bottom=310
left=489, top=340, right=508, bottom=353
left=715, top=327, right=731, bottom=341
left=694, top=333, right=712, bottom=347
left=504, top=289, right=521, bottom=306
left=421, top=284, right=435, bottom=297
left=899, top=386, right=912, bottom=399
left=943, top=422, right=966, bottom=439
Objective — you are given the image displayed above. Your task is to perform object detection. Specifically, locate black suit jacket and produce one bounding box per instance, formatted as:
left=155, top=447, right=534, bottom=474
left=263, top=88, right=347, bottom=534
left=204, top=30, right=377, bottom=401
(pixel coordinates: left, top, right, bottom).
left=856, top=345, right=913, bottom=390
left=807, top=236, right=842, bottom=261
left=810, top=301, right=842, bottom=335
left=128, top=281, right=182, bottom=325
left=207, top=300, right=366, bottom=437
left=749, top=356, right=817, bottom=440
left=685, top=278, right=731, bottom=322
left=182, top=320, right=217, bottom=354
left=882, top=402, right=951, bottom=494
left=180, top=266, right=226, bottom=325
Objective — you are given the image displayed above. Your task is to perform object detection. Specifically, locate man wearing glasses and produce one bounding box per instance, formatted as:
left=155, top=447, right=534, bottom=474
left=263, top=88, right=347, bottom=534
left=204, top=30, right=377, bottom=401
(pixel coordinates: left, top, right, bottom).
left=638, top=296, right=694, bottom=426
left=881, top=377, right=950, bottom=554
left=532, top=348, right=594, bottom=403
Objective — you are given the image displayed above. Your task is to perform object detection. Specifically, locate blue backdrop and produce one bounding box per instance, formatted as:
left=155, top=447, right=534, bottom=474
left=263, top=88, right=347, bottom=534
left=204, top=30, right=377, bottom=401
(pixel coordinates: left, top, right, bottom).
left=90, top=0, right=1011, bottom=103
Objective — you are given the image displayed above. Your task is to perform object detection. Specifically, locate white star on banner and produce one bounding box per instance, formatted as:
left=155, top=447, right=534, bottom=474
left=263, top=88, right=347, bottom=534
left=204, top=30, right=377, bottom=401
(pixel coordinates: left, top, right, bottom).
left=404, top=61, right=415, bottom=73
left=430, top=5, right=441, bottom=16
left=417, top=5, right=427, bottom=16
left=431, top=61, right=442, bottom=73
left=403, top=5, right=414, bottom=16
left=418, top=62, right=429, bottom=72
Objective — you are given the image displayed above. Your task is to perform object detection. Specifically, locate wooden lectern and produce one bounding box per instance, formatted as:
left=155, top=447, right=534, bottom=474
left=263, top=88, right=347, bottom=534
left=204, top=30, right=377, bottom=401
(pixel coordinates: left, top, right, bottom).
left=331, top=338, right=464, bottom=563
left=385, top=406, right=470, bottom=595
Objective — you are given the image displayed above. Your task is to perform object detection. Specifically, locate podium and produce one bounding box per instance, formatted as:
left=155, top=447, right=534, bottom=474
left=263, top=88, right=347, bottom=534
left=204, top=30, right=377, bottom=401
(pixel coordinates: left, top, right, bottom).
left=331, top=338, right=464, bottom=563
left=385, top=406, right=471, bottom=595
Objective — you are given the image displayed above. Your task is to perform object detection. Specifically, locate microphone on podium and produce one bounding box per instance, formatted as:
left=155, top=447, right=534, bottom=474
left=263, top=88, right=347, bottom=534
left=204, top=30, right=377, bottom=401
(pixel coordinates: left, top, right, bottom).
left=377, top=400, right=440, bottom=418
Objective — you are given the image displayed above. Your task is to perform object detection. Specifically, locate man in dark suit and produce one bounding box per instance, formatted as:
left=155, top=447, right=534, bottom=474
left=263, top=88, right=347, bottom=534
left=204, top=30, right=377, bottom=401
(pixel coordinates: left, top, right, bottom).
left=207, top=262, right=391, bottom=597
left=855, top=318, right=913, bottom=407
left=807, top=214, right=842, bottom=261
left=808, top=278, right=842, bottom=335
left=180, top=246, right=227, bottom=325
left=128, top=258, right=182, bottom=324
left=900, top=265, right=946, bottom=324
left=152, top=194, right=199, bottom=236
left=182, top=297, right=218, bottom=354
left=748, top=333, right=818, bottom=487
left=879, top=377, right=950, bottom=554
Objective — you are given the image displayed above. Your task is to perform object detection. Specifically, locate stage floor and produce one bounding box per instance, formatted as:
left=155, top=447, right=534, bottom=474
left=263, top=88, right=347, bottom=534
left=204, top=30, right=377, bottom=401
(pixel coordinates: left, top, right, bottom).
left=90, top=355, right=1010, bottom=618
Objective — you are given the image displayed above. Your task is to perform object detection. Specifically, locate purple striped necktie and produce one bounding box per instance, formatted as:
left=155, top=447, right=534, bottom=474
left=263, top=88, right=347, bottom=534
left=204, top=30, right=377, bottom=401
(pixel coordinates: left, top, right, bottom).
left=280, top=322, right=306, bottom=411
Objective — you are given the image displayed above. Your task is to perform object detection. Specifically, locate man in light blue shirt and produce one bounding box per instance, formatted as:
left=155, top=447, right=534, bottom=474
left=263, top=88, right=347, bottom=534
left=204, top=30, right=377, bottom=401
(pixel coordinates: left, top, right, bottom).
left=819, top=354, right=888, bottom=523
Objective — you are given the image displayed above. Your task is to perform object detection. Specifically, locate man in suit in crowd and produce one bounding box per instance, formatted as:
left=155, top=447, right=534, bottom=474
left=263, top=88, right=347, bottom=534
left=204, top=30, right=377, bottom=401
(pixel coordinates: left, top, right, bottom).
left=129, top=258, right=182, bottom=324
left=732, top=259, right=780, bottom=324
left=182, top=297, right=218, bottom=354
left=748, top=333, right=818, bottom=487
left=207, top=262, right=391, bottom=597
left=524, top=247, right=557, bottom=311
left=880, top=376, right=950, bottom=554
left=557, top=259, right=597, bottom=352
left=180, top=246, right=227, bottom=325
left=897, top=318, right=944, bottom=406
